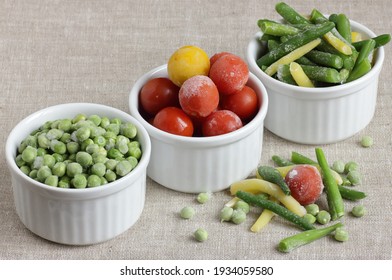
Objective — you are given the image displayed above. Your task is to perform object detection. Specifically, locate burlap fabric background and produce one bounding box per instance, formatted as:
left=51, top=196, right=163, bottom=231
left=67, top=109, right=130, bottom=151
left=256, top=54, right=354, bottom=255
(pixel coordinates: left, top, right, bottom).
left=1, top=0, right=391, bottom=260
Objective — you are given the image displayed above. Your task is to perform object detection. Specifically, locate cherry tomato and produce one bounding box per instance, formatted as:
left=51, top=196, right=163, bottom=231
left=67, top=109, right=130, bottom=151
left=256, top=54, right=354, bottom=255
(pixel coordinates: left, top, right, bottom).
left=210, top=52, right=232, bottom=67
left=153, top=107, right=194, bottom=137
left=140, top=77, right=180, bottom=116
left=285, top=165, right=324, bottom=205
left=209, top=54, right=249, bottom=95
left=179, top=75, right=219, bottom=118
left=220, top=85, right=259, bottom=122
left=202, top=110, right=243, bottom=137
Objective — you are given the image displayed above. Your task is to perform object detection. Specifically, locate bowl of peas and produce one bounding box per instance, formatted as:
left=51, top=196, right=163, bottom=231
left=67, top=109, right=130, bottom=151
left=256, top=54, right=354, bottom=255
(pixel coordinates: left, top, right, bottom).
left=247, top=3, right=388, bottom=144
left=5, top=103, right=151, bottom=245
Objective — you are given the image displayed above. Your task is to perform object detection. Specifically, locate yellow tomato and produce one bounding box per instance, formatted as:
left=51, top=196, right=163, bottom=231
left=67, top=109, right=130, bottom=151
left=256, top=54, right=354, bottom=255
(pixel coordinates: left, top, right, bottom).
left=167, top=45, right=210, bottom=86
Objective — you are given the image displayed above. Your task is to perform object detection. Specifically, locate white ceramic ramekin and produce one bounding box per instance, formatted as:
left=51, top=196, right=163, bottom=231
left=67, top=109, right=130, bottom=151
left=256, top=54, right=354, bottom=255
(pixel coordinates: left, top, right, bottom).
left=247, top=19, right=385, bottom=144
left=129, top=65, right=268, bottom=193
left=5, top=103, right=151, bottom=245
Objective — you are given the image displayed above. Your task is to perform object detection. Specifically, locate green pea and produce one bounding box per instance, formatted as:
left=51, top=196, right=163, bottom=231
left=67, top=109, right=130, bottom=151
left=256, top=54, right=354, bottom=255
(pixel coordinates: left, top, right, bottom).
left=331, top=160, right=345, bottom=174
left=15, top=154, right=26, bottom=167
left=52, top=153, right=64, bottom=162
left=60, top=132, right=71, bottom=143
left=220, top=206, right=234, bottom=222
left=46, top=128, right=64, bottom=140
left=75, top=126, right=91, bottom=142
left=90, top=126, right=106, bottom=138
left=66, top=141, right=80, bottom=154
left=121, top=122, right=137, bottom=139
left=52, top=162, right=66, bottom=177
left=29, top=169, right=38, bottom=179
left=334, top=227, right=349, bottom=242
left=43, top=154, right=56, bottom=168
left=234, top=200, right=250, bottom=214
left=107, top=123, right=120, bottom=135
left=92, top=152, right=107, bottom=164
left=66, top=162, right=83, bottom=177
left=128, top=147, right=142, bottom=160
left=231, top=209, right=246, bottom=224
left=32, top=156, right=44, bottom=170
left=351, top=205, right=366, bottom=217
left=180, top=206, right=195, bottom=219
left=58, top=176, right=71, bottom=188
left=37, top=133, right=50, bottom=149
left=194, top=228, right=208, bottom=242
left=196, top=192, right=210, bottom=204
left=108, top=148, right=124, bottom=160
left=36, top=147, right=48, bottom=157
left=303, top=213, right=316, bottom=224
left=21, top=146, right=37, bottom=163
left=37, top=165, right=52, bottom=182
left=94, top=135, right=106, bottom=147
left=347, top=170, right=361, bottom=185
left=85, top=143, right=99, bottom=154
left=105, top=169, right=117, bottom=182
left=72, top=174, right=87, bottom=189
left=360, top=135, right=373, bottom=148
left=100, top=117, right=110, bottom=129
left=72, top=113, right=86, bottom=124
left=344, top=161, right=358, bottom=173
left=87, top=114, right=101, bottom=126
left=20, top=165, right=31, bottom=176
left=45, top=175, right=59, bottom=187
left=115, top=160, right=133, bottom=176
left=305, top=203, right=319, bottom=216
left=57, top=119, right=72, bottom=132
left=126, top=156, right=138, bottom=169
left=87, top=174, right=101, bottom=188
left=105, top=159, right=118, bottom=170
left=91, top=162, right=106, bottom=177
left=50, top=140, right=66, bottom=154
left=316, top=210, right=331, bottom=225
left=80, top=138, right=94, bottom=151
left=111, top=117, right=122, bottom=125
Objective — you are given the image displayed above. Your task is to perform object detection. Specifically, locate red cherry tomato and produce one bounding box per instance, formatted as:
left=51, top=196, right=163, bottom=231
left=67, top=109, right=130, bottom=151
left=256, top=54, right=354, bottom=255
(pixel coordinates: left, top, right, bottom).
left=209, top=54, right=249, bottom=95
left=210, top=52, right=232, bottom=67
left=285, top=165, right=324, bottom=205
left=153, top=107, right=194, bottom=137
left=179, top=75, right=219, bottom=118
left=202, top=110, right=243, bottom=137
left=220, top=85, right=259, bottom=122
left=140, top=77, right=180, bottom=116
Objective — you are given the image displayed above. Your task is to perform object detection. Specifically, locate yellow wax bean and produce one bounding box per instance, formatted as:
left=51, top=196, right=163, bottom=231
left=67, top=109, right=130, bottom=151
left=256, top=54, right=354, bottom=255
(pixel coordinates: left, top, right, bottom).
left=289, top=62, right=314, bottom=87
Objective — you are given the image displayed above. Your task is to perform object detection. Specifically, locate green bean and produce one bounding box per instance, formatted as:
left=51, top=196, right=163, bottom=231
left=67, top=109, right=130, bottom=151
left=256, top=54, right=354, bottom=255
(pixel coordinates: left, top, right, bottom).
left=236, top=191, right=315, bottom=230
left=336, top=14, right=352, bottom=43
left=271, top=155, right=295, bottom=167
left=353, top=34, right=391, bottom=49
left=291, top=151, right=317, bottom=165
left=300, top=64, right=342, bottom=83
left=278, top=222, right=343, bottom=253
left=355, top=39, right=376, bottom=66
left=346, top=59, right=372, bottom=82
left=258, top=19, right=299, bottom=36
left=276, top=64, right=297, bottom=85
left=338, top=185, right=366, bottom=201
left=275, top=2, right=310, bottom=24
left=257, top=21, right=335, bottom=67
left=267, top=39, right=280, bottom=51
left=315, top=148, right=344, bottom=220
left=305, top=50, right=344, bottom=69
left=316, top=39, right=356, bottom=71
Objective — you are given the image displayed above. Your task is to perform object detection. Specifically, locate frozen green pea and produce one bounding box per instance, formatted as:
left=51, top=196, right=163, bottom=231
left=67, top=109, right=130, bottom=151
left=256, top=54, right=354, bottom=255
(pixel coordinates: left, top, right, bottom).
left=332, top=160, right=345, bottom=174
left=103, top=130, right=117, bottom=140
left=108, top=148, right=124, bottom=160
left=58, top=176, right=71, bottom=188
left=220, top=206, right=234, bottom=222
left=75, top=126, right=91, bottom=142
left=37, top=165, right=52, bottom=182
left=121, top=122, right=137, bottom=139
left=105, top=138, right=116, bottom=150
left=46, top=128, right=64, bottom=140
left=60, top=132, right=71, bottom=143
left=45, top=175, right=59, bottom=187
left=361, top=135, right=373, bottom=147
left=91, top=162, right=106, bottom=177
left=58, top=119, right=72, bottom=132
left=347, top=170, right=361, bottom=185
left=194, top=228, right=208, bottom=242
left=20, top=165, right=31, bottom=176
left=66, top=141, right=80, bottom=154
left=85, top=143, right=99, bottom=154
left=72, top=174, right=87, bottom=189
left=67, top=153, right=76, bottom=162
left=37, top=133, right=50, bottom=149
left=92, top=152, right=107, bottom=164
left=116, top=160, right=133, bottom=176
left=15, top=154, right=26, bottom=167
left=100, top=176, right=108, bottom=185
left=21, top=146, right=37, bottom=163
left=344, top=161, right=358, bottom=173
left=316, top=210, right=331, bottom=225
left=231, top=209, right=246, bottom=224
left=305, top=203, right=319, bottom=216
left=196, top=192, right=211, bottom=204
left=32, top=156, right=44, bottom=170
left=42, top=154, right=55, bottom=168
left=66, top=162, right=83, bottom=177
left=111, top=117, right=122, bottom=125
left=52, top=162, right=66, bottom=177
left=22, top=135, right=38, bottom=149
left=116, top=141, right=129, bottom=155
left=234, top=200, right=250, bottom=214
left=94, top=135, right=106, bottom=147
left=126, top=156, right=138, bottom=169
left=87, top=174, right=101, bottom=187
left=72, top=113, right=86, bottom=124
left=41, top=120, right=53, bottom=130
left=29, top=169, right=38, bottom=179
left=100, top=117, right=110, bottom=129
left=128, top=141, right=140, bottom=149
left=52, top=153, right=64, bottom=162
left=351, top=205, right=366, bottom=217
left=80, top=139, right=94, bottom=152
left=50, top=140, right=66, bottom=154
left=87, top=114, right=101, bottom=126
left=303, top=213, right=316, bottom=224
left=105, top=159, right=118, bottom=170
left=128, top=147, right=142, bottom=160
left=90, top=126, right=106, bottom=138
left=105, top=169, right=117, bottom=182
left=107, top=123, right=120, bottom=135
left=334, top=227, right=349, bottom=242
left=180, top=206, right=195, bottom=219
left=36, top=147, right=47, bottom=157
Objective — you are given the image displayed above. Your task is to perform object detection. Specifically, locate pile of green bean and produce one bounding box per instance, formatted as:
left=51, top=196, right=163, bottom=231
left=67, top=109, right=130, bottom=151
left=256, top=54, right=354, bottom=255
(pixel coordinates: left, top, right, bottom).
left=256, top=2, right=391, bottom=86
left=15, top=114, right=142, bottom=189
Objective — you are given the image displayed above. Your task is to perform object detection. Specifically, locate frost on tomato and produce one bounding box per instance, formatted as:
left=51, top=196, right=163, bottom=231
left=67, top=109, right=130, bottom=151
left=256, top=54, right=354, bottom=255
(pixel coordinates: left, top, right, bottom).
left=152, top=107, right=194, bottom=137
left=202, top=110, right=243, bottom=137
left=209, top=54, right=249, bottom=95
left=285, top=165, right=324, bottom=205
left=179, top=75, right=219, bottom=118
left=139, top=77, right=180, bottom=116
